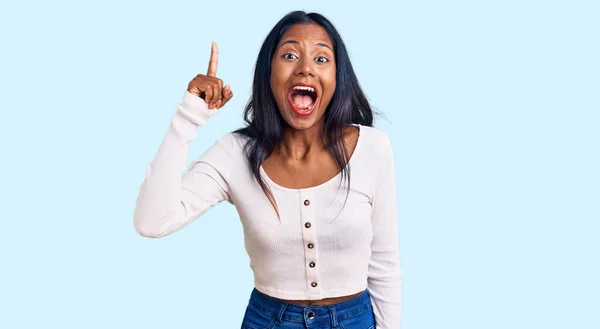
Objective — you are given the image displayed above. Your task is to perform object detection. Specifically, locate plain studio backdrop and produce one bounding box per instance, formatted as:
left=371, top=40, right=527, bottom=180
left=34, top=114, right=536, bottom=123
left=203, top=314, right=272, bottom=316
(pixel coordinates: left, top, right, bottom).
left=0, top=0, right=598, bottom=328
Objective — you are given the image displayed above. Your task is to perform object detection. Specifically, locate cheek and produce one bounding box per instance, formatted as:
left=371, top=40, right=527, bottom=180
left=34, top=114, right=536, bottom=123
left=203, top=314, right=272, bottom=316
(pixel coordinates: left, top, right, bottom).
left=270, top=66, right=289, bottom=114
left=270, top=64, right=288, bottom=96
left=322, top=68, right=337, bottom=98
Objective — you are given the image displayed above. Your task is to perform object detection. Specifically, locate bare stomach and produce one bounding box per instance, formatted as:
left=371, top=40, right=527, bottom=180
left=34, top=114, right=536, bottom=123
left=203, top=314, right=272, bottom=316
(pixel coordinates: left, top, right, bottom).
left=266, top=290, right=364, bottom=306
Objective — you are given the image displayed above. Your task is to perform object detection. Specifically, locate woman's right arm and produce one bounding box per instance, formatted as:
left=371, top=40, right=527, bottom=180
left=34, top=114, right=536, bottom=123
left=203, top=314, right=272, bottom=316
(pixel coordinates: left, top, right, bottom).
left=133, top=42, right=234, bottom=238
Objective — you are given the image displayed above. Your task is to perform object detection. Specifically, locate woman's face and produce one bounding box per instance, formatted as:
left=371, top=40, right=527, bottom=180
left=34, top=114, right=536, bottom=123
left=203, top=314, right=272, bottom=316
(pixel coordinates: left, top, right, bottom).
left=270, top=23, right=336, bottom=131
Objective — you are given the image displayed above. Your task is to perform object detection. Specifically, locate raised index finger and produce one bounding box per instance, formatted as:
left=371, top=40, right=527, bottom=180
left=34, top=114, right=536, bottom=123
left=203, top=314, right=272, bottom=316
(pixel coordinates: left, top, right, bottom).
left=207, top=42, right=218, bottom=77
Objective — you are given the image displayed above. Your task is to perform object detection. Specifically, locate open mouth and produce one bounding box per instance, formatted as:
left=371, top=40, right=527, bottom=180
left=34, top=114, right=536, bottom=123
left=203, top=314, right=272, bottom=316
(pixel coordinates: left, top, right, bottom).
left=288, top=84, right=318, bottom=115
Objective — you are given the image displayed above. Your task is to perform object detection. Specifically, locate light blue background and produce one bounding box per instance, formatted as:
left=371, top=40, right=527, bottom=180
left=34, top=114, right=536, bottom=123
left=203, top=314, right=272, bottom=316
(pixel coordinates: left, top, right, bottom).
left=1, top=0, right=598, bottom=328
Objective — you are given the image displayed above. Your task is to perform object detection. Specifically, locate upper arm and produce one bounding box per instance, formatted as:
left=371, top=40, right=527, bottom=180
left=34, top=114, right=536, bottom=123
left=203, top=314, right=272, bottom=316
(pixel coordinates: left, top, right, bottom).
left=370, top=134, right=400, bottom=249
left=181, top=133, right=236, bottom=209
left=134, top=133, right=237, bottom=238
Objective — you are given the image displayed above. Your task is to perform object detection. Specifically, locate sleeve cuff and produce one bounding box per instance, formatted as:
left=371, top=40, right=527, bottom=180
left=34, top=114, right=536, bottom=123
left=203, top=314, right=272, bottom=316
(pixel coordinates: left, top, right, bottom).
left=182, top=90, right=207, bottom=108
left=177, top=90, right=217, bottom=127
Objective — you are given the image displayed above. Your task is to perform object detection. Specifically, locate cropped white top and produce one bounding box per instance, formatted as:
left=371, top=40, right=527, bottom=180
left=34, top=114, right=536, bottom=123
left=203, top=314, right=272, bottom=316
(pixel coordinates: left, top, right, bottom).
left=133, top=90, right=404, bottom=328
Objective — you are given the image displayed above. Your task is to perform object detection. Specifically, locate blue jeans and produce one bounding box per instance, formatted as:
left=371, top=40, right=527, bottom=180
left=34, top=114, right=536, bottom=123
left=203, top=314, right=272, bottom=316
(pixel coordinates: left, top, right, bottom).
left=241, top=288, right=376, bottom=329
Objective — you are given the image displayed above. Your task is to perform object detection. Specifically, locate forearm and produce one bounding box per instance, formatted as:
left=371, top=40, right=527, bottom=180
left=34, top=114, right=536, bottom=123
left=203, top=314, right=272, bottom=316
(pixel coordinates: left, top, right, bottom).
left=133, top=91, right=216, bottom=238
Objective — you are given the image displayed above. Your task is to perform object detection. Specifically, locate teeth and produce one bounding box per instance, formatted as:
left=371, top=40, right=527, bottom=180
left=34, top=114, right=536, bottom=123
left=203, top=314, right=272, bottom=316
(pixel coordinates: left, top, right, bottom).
left=293, top=86, right=315, bottom=93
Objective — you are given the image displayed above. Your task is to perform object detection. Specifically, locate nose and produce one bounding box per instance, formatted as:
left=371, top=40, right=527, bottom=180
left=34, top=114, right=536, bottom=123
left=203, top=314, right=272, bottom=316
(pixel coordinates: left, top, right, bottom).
left=296, top=56, right=315, bottom=77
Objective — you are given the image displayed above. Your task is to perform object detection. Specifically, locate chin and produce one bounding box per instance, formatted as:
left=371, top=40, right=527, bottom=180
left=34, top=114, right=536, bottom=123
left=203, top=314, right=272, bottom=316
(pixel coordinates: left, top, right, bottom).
left=284, top=115, right=316, bottom=130
left=281, top=108, right=324, bottom=131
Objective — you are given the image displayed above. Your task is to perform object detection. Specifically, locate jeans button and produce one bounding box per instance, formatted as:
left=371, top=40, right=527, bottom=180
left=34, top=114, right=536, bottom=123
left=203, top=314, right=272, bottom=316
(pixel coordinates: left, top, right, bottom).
left=307, top=311, right=315, bottom=319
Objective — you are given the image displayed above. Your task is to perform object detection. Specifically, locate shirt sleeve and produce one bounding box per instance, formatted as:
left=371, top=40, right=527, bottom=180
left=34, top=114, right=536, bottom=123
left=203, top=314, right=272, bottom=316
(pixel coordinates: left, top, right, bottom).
left=367, top=133, right=404, bottom=329
left=133, top=90, right=235, bottom=238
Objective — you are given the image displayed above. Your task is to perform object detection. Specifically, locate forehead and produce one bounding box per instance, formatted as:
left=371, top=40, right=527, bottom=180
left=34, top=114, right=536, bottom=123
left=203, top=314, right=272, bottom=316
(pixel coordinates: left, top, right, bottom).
left=279, top=23, right=333, bottom=46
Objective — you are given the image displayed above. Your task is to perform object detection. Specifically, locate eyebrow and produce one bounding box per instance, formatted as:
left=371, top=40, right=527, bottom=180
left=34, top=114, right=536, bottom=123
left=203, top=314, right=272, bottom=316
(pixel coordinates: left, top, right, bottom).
left=279, top=40, right=334, bottom=52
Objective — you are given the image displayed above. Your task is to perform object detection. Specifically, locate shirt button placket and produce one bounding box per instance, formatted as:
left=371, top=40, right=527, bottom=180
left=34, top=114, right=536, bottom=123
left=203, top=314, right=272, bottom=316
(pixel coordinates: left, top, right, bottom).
left=300, top=190, right=320, bottom=297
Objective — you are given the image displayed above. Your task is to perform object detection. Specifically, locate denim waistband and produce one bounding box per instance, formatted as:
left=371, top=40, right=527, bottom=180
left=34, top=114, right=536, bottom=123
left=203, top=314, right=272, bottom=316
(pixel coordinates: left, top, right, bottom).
left=248, top=287, right=373, bottom=325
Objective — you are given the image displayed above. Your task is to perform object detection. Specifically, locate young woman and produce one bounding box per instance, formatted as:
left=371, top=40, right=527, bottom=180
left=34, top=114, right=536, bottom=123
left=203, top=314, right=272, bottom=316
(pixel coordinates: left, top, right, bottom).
left=134, top=11, right=403, bottom=329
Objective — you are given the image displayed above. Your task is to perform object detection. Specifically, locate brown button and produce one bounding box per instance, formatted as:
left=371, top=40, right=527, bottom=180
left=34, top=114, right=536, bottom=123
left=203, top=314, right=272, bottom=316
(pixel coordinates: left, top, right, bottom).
left=307, top=243, right=314, bottom=249
left=311, top=282, right=318, bottom=287
left=304, top=199, right=310, bottom=206
left=309, top=262, right=315, bottom=268
left=305, top=222, right=311, bottom=228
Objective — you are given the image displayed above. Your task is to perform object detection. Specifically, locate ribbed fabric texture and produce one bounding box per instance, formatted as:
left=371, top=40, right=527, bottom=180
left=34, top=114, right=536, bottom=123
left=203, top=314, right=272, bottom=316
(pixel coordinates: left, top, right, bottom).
left=133, top=90, right=404, bottom=329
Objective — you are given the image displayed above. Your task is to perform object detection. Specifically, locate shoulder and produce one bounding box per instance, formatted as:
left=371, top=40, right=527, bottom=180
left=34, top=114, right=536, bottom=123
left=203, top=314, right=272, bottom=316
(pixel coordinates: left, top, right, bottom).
left=198, top=131, right=246, bottom=165
left=356, top=124, right=393, bottom=154
left=209, top=129, right=253, bottom=148
left=357, top=124, right=390, bottom=140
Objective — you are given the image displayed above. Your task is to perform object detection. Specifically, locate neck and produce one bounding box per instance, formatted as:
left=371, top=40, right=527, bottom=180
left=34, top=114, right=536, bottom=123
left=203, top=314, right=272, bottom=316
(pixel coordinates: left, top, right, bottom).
left=278, top=121, right=327, bottom=161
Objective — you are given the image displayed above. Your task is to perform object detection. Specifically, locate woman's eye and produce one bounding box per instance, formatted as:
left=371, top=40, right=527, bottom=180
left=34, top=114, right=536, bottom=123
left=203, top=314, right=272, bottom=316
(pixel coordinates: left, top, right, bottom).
left=315, top=56, right=329, bottom=63
left=282, top=53, right=298, bottom=60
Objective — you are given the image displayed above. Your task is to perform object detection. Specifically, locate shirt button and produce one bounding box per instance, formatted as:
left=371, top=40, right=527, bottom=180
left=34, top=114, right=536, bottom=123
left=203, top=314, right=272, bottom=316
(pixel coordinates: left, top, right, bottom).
left=311, top=281, right=318, bottom=287
left=307, top=243, right=314, bottom=249
left=304, top=199, right=310, bottom=206
left=305, top=222, right=311, bottom=228
left=309, top=261, right=315, bottom=268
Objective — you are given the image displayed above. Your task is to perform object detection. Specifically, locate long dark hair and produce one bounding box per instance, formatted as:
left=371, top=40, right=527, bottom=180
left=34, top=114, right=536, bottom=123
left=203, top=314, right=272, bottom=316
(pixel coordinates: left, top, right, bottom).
left=233, top=11, right=375, bottom=219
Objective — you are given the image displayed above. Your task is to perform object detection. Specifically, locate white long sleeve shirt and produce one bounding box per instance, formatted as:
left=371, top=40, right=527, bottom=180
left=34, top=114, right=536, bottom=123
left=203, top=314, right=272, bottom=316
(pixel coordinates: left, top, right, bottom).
left=133, top=90, right=404, bottom=329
